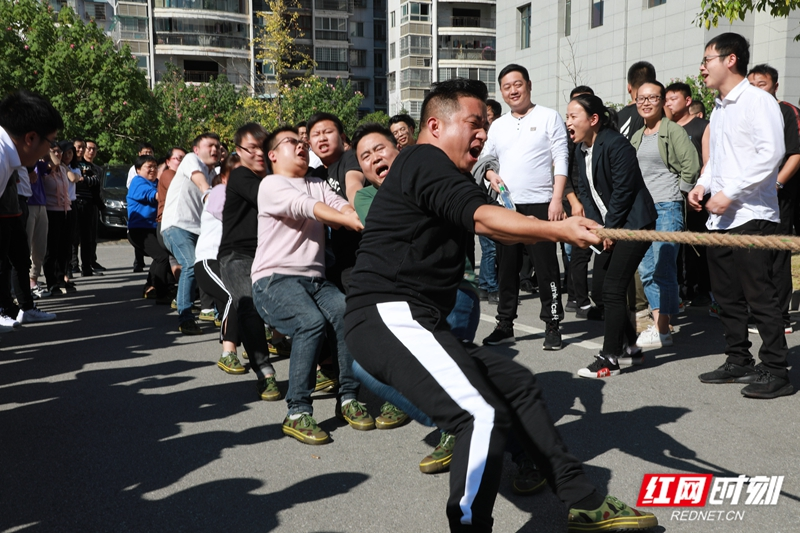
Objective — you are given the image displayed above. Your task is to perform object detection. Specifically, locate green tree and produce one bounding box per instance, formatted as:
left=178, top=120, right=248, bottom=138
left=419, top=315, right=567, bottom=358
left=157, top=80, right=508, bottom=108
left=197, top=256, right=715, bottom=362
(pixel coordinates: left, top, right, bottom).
left=0, top=0, right=158, bottom=164
left=697, top=0, right=800, bottom=40
left=680, top=74, right=717, bottom=118
left=280, top=77, right=363, bottom=134
left=356, top=111, right=391, bottom=128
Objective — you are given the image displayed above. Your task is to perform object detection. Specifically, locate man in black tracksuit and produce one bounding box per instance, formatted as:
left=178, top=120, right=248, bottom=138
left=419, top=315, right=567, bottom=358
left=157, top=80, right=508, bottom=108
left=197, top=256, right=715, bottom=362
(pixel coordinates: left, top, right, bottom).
left=344, top=79, right=657, bottom=532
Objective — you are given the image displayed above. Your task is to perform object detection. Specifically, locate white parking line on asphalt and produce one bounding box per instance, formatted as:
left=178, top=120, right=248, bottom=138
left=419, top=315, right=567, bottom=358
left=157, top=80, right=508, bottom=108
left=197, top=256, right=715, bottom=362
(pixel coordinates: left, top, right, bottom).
left=479, top=314, right=602, bottom=351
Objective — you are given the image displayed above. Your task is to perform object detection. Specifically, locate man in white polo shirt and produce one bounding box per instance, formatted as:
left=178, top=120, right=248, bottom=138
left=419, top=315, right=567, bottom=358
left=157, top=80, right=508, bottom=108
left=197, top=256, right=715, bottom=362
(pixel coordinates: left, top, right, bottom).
left=688, top=33, right=791, bottom=399
left=161, top=132, right=220, bottom=335
left=481, top=64, right=569, bottom=351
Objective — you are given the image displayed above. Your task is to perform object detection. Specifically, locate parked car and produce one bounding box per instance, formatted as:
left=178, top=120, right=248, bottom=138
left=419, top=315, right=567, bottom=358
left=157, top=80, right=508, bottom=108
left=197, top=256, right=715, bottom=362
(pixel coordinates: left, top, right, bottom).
left=99, top=166, right=128, bottom=236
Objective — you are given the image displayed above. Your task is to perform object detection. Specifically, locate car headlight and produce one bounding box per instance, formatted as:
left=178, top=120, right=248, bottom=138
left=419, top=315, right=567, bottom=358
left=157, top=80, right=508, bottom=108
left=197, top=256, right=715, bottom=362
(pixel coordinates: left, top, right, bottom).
left=104, top=199, right=125, bottom=209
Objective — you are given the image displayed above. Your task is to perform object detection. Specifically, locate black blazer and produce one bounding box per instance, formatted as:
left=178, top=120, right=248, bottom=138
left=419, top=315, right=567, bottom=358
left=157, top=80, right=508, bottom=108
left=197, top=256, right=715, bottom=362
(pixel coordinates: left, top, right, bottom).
left=574, top=128, right=657, bottom=230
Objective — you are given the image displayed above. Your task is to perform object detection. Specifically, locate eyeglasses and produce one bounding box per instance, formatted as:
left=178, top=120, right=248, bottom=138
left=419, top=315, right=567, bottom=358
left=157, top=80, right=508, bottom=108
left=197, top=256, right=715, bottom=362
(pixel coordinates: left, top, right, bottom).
left=274, top=137, right=308, bottom=150
left=42, top=134, right=58, bottom=148
left=635, top=95, right=661, bottom=105
left=700, top=54, right=725, bottom=66
left=235, top=144, right=264, bottom=156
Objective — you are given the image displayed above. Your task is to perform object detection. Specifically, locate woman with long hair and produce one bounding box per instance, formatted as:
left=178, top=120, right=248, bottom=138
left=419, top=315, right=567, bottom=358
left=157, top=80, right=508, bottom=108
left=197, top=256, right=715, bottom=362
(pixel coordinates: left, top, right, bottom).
left=60, top=141, right=82, bottom=289
left=565, top=94, right=657, bottom=378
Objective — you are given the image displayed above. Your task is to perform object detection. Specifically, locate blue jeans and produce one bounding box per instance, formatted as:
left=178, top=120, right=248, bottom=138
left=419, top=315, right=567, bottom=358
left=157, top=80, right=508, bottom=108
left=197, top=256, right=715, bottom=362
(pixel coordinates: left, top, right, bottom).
left=252, top=274, right=358, bottom=416
left=638, top=201, right=683, bottom=315
left=446, top=288, right=481, bottom=343
left=161, top=226, right=198, bottom=323
left=478, top=236, right=498, bottom=292
left=351, top=361, right=435, bottom=427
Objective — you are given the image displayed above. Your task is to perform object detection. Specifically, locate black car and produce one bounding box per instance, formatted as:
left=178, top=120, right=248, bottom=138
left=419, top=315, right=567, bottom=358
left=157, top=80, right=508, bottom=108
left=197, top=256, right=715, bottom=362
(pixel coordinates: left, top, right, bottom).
left=99, top=166, right=129, bottom=235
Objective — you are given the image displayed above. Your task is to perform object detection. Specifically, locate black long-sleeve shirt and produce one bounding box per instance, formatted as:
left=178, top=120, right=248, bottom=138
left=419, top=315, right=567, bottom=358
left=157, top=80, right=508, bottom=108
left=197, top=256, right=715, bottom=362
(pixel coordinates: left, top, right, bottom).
left=218, top=166, right=262, bottom=260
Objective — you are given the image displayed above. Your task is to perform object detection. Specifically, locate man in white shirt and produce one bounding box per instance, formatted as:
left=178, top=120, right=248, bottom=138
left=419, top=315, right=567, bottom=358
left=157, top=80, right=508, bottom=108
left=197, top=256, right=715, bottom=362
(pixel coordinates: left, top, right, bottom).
left=688, top=32, right=791, bottom=399
left=161, top=132, right=220, bottom=335
left=481, top=64, right=569, bottom=350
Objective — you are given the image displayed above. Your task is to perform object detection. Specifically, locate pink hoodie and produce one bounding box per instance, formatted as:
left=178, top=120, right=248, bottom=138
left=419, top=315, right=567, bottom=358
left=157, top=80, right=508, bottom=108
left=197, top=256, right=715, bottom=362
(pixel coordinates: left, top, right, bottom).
left=251, top=174, right=349, bottom=283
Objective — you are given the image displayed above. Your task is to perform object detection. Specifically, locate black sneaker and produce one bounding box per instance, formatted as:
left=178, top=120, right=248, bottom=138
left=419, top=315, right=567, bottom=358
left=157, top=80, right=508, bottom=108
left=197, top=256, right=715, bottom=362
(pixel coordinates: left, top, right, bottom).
left=565, top=300, right=578, bottom=312
left=92, top=262, right=107, bottom=272
left=479, top=289, right=489, bottom=301
left=512, top=457, right=547, bottom=495
left=482, top=323, right=515, bottom=345
left=741, top=369, right=794, bottom=399
left=543, top=321, right=562, bottom=351
left=618, top=345, right=644, bottom=366
left=520, top=279, right=535, bottom=293
left=179, top=319, right=203, bottom=336
left=578, top=354, right=621, bottom=379
left=487, top=292, right=499, bottom=305
left=699, top=362, right=758, bottom=384
left=576, top=306, right=604, bottom=320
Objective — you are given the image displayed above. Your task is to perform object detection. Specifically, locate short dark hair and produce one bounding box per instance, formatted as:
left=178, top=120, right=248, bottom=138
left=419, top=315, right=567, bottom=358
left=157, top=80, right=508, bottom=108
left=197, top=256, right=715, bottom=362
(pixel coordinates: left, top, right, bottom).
left=137, top=142, right=155, bottom=152
left=627, top=61, right=657, bottom=89
left=706, top=32, right=749, bottom=77
left=570, top=85, right=595, bottom=99
left=307, top=112, right=344, bottom=135
left=351, top=123, right=396, bottom=154
left=665, top=82, right=692, bottom=100
left=85, top=139, right=98, bottom=147
left=134, top=154, right=157, bottom=171
left=295, top=120, right=308, bottom=129
left=747, top=63, right=779, bottom=84
left=388, top=114, right=416, bottom=132
left=73, top=137, right=85, bottom=145
left=486, top=99, right=502, bottom=117
left=192, top=132, right=220, bottom=148
left=166, top=146, right=186, bottom=160
left=0, top=90, right=64, bottom=140
left=213, top=152, right=241, bottom=186
left=640, top=80, right=666, bottom=100
left=420, top=78, right=488, bottom=127
left=570, top=94, right=616, bottom=132
left=689, top=100, right=706, bottom=117
left=265, top=125, right=298, bottom=151
left=497, top=64, right=529, bottom=84
left=233, top=123, right=268, bottom=149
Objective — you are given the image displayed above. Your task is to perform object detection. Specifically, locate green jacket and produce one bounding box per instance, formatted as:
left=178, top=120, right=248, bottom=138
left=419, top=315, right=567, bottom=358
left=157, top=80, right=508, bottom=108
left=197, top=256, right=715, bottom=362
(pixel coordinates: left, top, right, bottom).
left=630, top=116, right=700, bottom=193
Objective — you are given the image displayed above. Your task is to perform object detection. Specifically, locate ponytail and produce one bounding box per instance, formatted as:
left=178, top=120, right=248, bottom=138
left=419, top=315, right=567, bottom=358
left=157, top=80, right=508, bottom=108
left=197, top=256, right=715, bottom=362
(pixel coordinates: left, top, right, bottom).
left=570, top=94, right=617, bottom=132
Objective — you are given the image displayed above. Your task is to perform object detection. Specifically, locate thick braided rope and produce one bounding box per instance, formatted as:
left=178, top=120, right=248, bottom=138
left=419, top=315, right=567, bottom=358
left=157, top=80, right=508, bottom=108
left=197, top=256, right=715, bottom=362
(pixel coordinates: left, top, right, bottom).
left=592, top=228, right=800, bottom=252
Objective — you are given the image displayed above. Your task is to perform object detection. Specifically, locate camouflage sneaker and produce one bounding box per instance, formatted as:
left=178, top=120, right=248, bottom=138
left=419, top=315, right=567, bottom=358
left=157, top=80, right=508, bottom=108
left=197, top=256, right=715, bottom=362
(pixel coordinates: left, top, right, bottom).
left=217, top=351, right=246, bottom=375
left=336, top=399, right=375, bottom=431
left=214, top=317, right=222, bottom=328
left=268, top=337, right=292, bottom=357
left=171, top=299, right=177, bottom=310
left=314, top=369, right=338, bottom=392
left=568, top=495, right=658, bottom=532
left=198, top=310, right=216, bottom=322
left=241, top=350, right=248, bottom=360
left=257, top=375, right=281, bottom=401
left=419, top=432, right=455, bottom=474
left=282, top=414, right=329, bottom=445
left=375, top=402, right=409, bottom=430
left=512, top=457, right=547, bottom=495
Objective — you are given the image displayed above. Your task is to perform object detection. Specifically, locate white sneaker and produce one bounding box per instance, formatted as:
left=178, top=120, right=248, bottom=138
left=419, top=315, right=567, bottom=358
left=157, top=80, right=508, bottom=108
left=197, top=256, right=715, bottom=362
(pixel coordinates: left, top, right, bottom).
left=17, top=307, right=57, bottom=324
left=636, top=325, right=673, bottom=348
left=0, top=313, right=21, bottom=332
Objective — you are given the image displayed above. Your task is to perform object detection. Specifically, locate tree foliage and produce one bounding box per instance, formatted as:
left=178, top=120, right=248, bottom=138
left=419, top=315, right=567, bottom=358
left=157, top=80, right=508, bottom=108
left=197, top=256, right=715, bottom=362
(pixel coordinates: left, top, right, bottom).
left=356, top=111, right=391, bottom=128
left=697, top=0, right=800, bottom=40
left=679, top=74, right=717, bottom=118
left=0, top=0, right=158, bottom=163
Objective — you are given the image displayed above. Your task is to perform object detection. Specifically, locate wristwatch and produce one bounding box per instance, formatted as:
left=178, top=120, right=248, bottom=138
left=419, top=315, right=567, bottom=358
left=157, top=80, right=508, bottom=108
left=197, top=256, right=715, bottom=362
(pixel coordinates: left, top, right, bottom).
left=776, top=181, right=784, bottom=190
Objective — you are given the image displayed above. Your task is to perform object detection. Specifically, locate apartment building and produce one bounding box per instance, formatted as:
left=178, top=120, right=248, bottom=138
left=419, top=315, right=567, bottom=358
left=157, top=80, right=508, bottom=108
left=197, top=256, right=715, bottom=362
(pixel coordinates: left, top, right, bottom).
left=495, top=0, right=800, bottom=114
left=386, top=0, right=497, bottom=119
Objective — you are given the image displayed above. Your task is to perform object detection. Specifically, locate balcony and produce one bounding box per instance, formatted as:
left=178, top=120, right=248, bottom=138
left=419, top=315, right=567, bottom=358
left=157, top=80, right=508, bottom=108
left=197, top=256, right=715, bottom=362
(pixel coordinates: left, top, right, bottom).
left=314, top=0, right=352, bottom=12
left=154, top=0, right=247, bottom=15
left=156, top=32, right=249, bottom=50
left=185, top=70, right=244, bottom=84
left=446, top=16, right=495, bottom=29
left=438, top=48, right=495, bottom=61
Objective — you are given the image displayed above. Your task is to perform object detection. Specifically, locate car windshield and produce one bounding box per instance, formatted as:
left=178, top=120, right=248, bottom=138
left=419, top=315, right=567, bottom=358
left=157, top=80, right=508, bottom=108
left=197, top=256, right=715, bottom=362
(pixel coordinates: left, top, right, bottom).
left=104, top=168, right=128, bottom=189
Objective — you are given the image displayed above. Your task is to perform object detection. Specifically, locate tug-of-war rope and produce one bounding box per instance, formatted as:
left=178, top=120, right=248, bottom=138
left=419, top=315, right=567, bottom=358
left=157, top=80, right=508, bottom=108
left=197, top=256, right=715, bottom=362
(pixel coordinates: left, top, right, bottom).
left=592, top=228, right=800, bottom=252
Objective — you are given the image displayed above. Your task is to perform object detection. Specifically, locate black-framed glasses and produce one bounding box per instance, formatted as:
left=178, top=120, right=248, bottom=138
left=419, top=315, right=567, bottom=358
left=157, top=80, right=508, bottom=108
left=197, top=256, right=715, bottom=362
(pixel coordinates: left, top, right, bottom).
left=700, top=54, right=724, bottom=66
left=635, top=95, right=661, bottom=105
left=274, top=137, right=308, bottom=150
left=235, top=144, right=264, bottom=156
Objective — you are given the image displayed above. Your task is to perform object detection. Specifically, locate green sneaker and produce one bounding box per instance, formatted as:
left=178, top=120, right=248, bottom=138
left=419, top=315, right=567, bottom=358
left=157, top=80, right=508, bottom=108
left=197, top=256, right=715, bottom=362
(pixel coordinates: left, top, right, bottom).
left=568, top=495, right=658, bottom=532
left=257, top=375, right=281, bottom=401
left=419, top=432, right=455, bottom=474
left=511, top=456, right=547, bottom=495
left=214, top=317, right=222, bottom=328
left=217, top=351, right=246, bottom=375
left=375, top=402, right=409, bottom=429
left=179, top=319, right=203, bottom=336
left=282, top=414, right=329, bottom=445
left=268, top=337, right=292, bottom=357
left=171, top=299, right=178, bottom=310
left=198, top=310, right=216, bottom=322
left=241, top=350, right=248, bottom=360
left=314, top=369, right=338, bottom=392
left=336, top=399, right=375, bottom=430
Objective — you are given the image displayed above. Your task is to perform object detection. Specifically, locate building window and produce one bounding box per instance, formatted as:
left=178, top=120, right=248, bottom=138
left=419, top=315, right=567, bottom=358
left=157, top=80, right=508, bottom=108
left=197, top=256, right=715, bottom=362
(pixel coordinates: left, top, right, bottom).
left=591, top=1, right=604, bottom=28
left=350, top=21, right=364, bottom=37
left=374, top=20, right=386, bottom=40
left=388, top=71, right=396, bottom=91
left=400, top=2, right=430, bottom=24
left=518, top=4, right=531, bottom=50
left=374, top=50, right=385, bottom=70
left=648, top=0, right=666, bottom=6
left=352, top=79, right=369, bottom=96
left=439, top=67, right=496, bottom=93
left=390, top=10, right=395, bottom=27
left=350, top=49, right=367, bottom=67
left=400, top=68, right=431, bottom=88
left=291, top=15, right=312, bottom=38
left=408, top=101, right=423, bottom=117
left=390, top=42, right=395, bottom=59
left=315, top=17, right=348, bottom=41
left=374, top=0, right=385, bottom=10
left=92, top=2, right=106, bottom=20
left=565, top=0, right=571, bottom=37
left=399, top=35, right=431, bottom=56
left=315, top=47, right=349, bottom=71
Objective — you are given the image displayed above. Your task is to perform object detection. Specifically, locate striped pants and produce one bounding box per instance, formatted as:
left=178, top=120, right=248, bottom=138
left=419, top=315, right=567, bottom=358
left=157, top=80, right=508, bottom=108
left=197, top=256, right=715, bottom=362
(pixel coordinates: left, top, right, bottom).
left=344, top=300, right=596, bottom=532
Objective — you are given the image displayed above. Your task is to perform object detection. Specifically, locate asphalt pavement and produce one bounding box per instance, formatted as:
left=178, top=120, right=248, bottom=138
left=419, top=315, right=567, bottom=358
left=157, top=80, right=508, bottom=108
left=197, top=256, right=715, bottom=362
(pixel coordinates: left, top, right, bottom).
left=1, top=241, right=798, bottom=533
